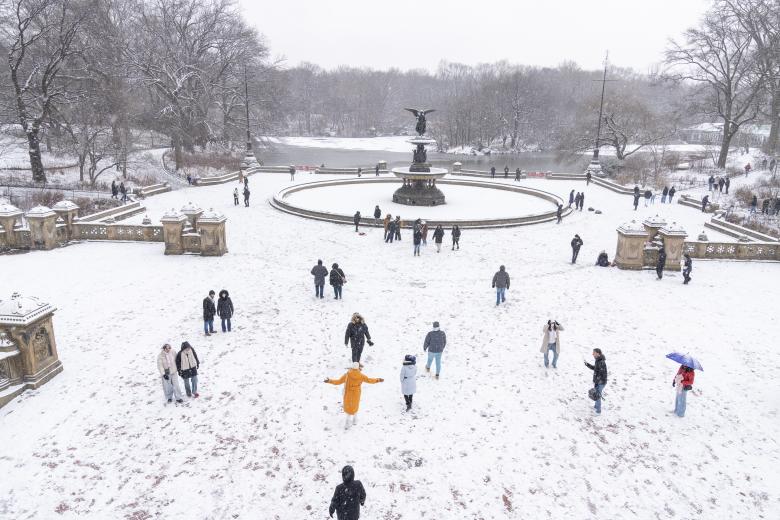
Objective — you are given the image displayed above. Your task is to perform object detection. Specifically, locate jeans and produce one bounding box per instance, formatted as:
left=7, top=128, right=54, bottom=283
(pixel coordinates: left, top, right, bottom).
left=452, top=239, right=459, bottom=249
left=203, top=319, right=214, bottom=333
left=594, top=383, right=606, bottom=413
left=414, top=244, right=421, bottom=255
left=572, top=248, right=580, bottom=264
left=385, top=232, right=394, bottom=243
left=315, top=283, right=324, bottom=298
left=183, top=374, right=198, bottom=396
left=221, top=318, right=231, bottom=332
left=661, top=195, right=666, bottom=203
left=161, top=374, right=183, bottom=400
left=426, top=351, right=442, bottom=375
left=543, top=343, right=558, bottom=368
left=351, top=344, right=363, bottom=362
left=675, top=389, right=688, bottom=417
left=496, top=287, right=506, bottom=305
left=333, top=285, right=342, bottom=299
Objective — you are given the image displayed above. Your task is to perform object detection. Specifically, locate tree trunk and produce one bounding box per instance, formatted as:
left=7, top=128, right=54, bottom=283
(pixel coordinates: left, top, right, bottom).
left=174, top=138, right=182, bottom=170
left=26, top=128, right=47, bottom=183
left=765, top=88, right=780, bottom=155
left=717, top=120, right=733, bottom=169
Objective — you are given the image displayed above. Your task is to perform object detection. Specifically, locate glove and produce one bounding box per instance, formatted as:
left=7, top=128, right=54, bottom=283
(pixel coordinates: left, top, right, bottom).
left=377, top=378, right=384, bottom=382
left=683, top=385, right=692, bottom=391
left=367, top=340, right=374, bottom=346
left=323, top=378, right=329, bottom=383
left=163, top=374, right=170, bottom=380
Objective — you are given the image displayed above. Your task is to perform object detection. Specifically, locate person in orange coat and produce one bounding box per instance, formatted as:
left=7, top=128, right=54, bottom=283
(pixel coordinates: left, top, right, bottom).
left=325, top=362, right=384, bottom=430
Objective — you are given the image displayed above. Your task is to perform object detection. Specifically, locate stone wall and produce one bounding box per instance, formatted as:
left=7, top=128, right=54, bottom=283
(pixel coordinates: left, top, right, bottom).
left=683, top=241, right=779, bottom=261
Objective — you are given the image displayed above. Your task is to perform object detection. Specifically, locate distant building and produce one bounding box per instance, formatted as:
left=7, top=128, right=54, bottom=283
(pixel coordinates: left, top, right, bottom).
left=681, top=122, right=770, bottom=147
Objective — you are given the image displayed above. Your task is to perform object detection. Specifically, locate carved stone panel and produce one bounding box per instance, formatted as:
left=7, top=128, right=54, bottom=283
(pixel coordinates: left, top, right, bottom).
left=33, top=327, right=52, bottom=362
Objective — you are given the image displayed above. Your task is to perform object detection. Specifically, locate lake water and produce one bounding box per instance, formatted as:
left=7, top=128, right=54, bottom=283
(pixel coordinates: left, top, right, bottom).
left=257, top=143, right=587, bottom=173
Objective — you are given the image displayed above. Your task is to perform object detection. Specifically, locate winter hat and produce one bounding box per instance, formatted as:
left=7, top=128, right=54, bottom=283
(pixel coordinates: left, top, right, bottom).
left=432, top=321, right=440, bottom=328
left=181, top=341, right=192, bottom=350
left=404, top=354, right=416, bottom=365
left=352, top=362, right=360, bottom=370
left=332, top=263, right=339, bottom=269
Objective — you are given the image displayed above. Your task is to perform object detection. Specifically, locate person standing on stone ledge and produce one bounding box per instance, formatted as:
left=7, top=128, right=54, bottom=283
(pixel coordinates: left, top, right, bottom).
left=203, top=290, right=216, bottom=336
left=157, top=343, right=183, bottom=404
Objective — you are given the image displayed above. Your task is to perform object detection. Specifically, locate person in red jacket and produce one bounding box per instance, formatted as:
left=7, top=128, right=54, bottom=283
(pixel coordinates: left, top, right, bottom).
left=673, top=366, right=695, bottom=417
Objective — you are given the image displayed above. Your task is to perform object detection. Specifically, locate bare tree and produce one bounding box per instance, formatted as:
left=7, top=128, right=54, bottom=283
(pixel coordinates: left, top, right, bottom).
left=666, top=7, right=764, bottom=168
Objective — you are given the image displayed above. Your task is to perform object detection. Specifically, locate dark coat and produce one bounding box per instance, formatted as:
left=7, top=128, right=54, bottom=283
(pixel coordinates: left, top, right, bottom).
left=657, top=249, right=667, bottom=269
left=662, top=187, right=669, bottom=196
left=586, top=355, right=608, bottom=385
left=345, top=322, right=371, bottom=349
left=330, top=268, right=345, bottom=287
left=413, top=230, right=422, bottom=245
left=423, top=329, right=447, bottom=353
left=451, top=227, right=461, bottom=239
left=668, top=187, right=676, bottom=197
left=203, top=297, right=216, bottom=320
left=217, top=294, right=234, bottom=318
left=353, top=212, right=361, bottom=224
left=175, top=346, right=200, bottom=378
left=571, top=236, right=583, bottom=251
left=311, top=264, right=329, bottom=284
left=329, top=466, right=365, bottom=520
left=569, top=190, right=575, bottom=203
left=683, top=256, right=692, bottom=275
left=432, top=227, right=444, bottom=243
left=492, top=269, right=510, bottom=289
left=373, top=207, right=381, bottom=219
left=596, top=252, right=609, bottom=266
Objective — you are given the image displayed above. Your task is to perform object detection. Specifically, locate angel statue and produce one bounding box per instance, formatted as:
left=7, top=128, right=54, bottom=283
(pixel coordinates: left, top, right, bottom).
left=404, top=108, right=436, bottom=136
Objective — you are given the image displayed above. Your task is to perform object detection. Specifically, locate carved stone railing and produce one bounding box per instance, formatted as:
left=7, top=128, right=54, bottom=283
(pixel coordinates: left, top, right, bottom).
left=683, top=241, right=779, bottom=261
left=72, top=222, right=164, bottom=242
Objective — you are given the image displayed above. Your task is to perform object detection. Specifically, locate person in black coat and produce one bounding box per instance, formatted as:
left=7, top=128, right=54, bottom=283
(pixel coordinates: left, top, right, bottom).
left=570, top=234, right=583, bottom=264
left=586, top=170, right=592, bottom=185
left=373, top=205, right=381, bottom=225
left=432, top=225, right=444, bottom=253
left=375, top=164, right=380, bottom=176
left=490, top=166, right=495, bottom=178
left=393, top=216, right=402, bottom=240
left=584, top=348, right=608, bottom=414
left=311, top=260, right=329, bottom=298
left=633, top=193, right=640, bottom=210
left=668, top=186, right=676, bottom=203
left=556, top=204, right=563, bottom=224
left=243, top=185, right=250, bottom=207
left=656, top=246, right=666, bottom=279
left=578, top=192, right=585, bottom=211
left=515, top=168, right=521, bottom=181
left=503, top=165, right=509, bottom=178
left=568, top=190, right=575, bottom=208
left=682, top=253, right=693, bottom=284
left=111, top=180, right=118, bottom=199
left=353, top=211, right=361, bottom=232
left=329, top=465, right=366, bottom=520
left=217, top=289, right=234, bottom=332
left=385, top=219, right=395, bottom=243
left=596, top=251, right=610, bottom=267
left=724, top=177, right=730, bottom=194
left=701, top=195, right=709, bottom=213
left=451, top=225, right=461, bottom=250
left=202, top=290, right=216, bottom=336
left=330, top=263, right=346, bottom=299
left=413, top=227, right=422, bottom=256
left=661, top=186, right=669, bottom=203
left=345, top=313, right=373, bottom=362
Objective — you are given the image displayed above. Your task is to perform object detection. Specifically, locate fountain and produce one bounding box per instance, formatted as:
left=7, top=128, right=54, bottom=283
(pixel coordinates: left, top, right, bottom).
left=391, top=109, right=448, bottom=205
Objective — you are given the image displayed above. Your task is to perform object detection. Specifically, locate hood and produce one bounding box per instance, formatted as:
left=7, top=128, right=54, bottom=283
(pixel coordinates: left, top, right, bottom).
left=341, top=465, right=354, bottom=484
left=219, top=290, right=229, bottom=298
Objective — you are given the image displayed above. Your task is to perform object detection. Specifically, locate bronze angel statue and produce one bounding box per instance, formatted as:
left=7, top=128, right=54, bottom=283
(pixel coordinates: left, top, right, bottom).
left=404, top=108, right=435, bottom=136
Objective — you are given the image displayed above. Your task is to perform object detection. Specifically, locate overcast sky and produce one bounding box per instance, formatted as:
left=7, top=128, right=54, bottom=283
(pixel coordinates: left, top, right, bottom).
left=238, top=0, right=711, bottom=72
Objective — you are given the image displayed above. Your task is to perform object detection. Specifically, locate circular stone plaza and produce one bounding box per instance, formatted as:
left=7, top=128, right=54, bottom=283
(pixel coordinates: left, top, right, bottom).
left=0, top=164, right=778, bottom=519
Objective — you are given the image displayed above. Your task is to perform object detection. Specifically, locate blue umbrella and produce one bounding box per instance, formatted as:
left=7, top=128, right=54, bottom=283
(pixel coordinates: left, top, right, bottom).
left=666, top=352, right=703, bottom=371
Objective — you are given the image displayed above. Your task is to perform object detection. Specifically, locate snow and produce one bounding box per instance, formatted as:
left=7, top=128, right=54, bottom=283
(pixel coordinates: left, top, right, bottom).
left=269, top=135, right=417, bottom=153
left=0, top=172, right=778, bottom=519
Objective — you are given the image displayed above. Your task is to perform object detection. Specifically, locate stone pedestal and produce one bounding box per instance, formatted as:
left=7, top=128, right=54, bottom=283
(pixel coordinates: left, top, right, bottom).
left=25, top=206, right=58, bottom=250
left=180, top=202, right=203, bottom=229
left=198, top=209, right=227, bottom=256
left=642, top=215, right=667, bottom=241
left=0, top=292, right=62, bottom=408
left=584, top=159, right=604, bottom=177
left=0, top=202, right=24, bottom=248
left=377, top=160, right=387, bottom=171
left=658, top=222, right=688, bottom=271
left=615, top=220, right=648, bottom=270
left=161, top=209, right=187, bottom=255
left=53, top=200, right=80, bottom=240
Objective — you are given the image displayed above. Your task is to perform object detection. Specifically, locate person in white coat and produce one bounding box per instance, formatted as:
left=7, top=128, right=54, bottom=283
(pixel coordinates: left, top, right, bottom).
left=540, top=320, right=564, bottom=368
left=157, top=344, right=183, bottom=403
left=400, top=355, right=417, bottom=411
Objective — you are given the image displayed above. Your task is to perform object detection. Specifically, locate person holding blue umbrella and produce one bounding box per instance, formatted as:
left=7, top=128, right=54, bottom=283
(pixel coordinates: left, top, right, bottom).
left=667, top=352, right=702, bottom=418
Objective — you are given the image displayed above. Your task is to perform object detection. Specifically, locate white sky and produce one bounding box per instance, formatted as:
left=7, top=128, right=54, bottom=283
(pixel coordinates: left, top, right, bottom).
left=238, top=0, right=711, bottom=72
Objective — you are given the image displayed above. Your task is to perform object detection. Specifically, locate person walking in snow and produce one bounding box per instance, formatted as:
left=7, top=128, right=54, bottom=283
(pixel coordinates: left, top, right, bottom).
left=672, top=365, right=695, bottom=417
left=119, top=182, right=128, bottom=203
left=490, top=166, right=496, bottom=178
left=111, top=180, right=118, bottom=199
left=176, top=341, right=200, bottom=398
left=656, top=246, right=666, bottom=280
left=413, top=226, right=422, bottom=256
left=202, top=290, right=216, bottom=336
left=324, top=363, right=383, bottom=430
left=432, top=224, right=444, bottom=253
left=504, top=165, right=509, bottom=178
left=394, top=216, right=402, bottom=241
left=385, top=219, right=396, bottom=243
left=345, top=313, right=373, bottom=362
left=243, top=185, right=250, bottom=207
left=330, top=263, right=346, bottom=299
left=573, top=192, right=580, bottom=210
left=668, top=186, right=676, bottom=203
left=585, top=348, right=608, bottom=414
left=421, top=221, right=429, bottom=246
left=423, top=321, right=447, bottom=379
left=217, top=289, right=234, bottom=332
left=701, top=195, right=709, bottom=213
left=375, top=164, right=380, bottom=176
left=750, top=195, right=758, bottom=214
left=451, top=225, right=461, bottom=250
left=586, top=170, right=592, bottom=185
left=633, top=192, right=640, bottom=211
left=571, top=234, right=583, bottom=264
left=578, top=192, right=585, bottom=211
left=328, top=465, right=367, bottom=519
left=233, top=187, right=239, bottom=206
left=744, top=163, right=751, bottom=176
left=400, top=355, right=417, bottom=411
left=568, top=190, right=575, bottom=208
left=373, top=205, right=381, bottom=226
left=682, top=253, right=692, bottom=285
left=383, top=214, right=392, bottom=241
left=644, top=189, right=652, bottom=207
left=311, top=260, right=329, bottom=298
left=541, top=320, right=564, bottom=368
left=661, top=186, right=669, bottom=203
left=724, top=177, right=730, bottom=194
left=157, top=344, right=184, bottom=404
left=515, top=167, right=522, bottom=181
left=492, top=265, right=510, bottom=306
left=718, top=177, right=725, bottom=193
left=353, top=211, right=361, bottom=232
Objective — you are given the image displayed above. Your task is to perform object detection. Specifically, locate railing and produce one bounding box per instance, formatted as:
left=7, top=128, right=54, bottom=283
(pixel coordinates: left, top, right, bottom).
left=683, top=241, right=779, bottom=261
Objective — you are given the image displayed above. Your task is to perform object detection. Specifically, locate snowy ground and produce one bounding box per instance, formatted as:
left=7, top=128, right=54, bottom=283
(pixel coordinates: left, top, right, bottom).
left=269, top=135, right=414, bottom=153
left=0, top=173, right=778, bottom=519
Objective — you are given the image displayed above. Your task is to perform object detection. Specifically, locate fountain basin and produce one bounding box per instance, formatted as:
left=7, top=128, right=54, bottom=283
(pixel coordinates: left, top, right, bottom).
left=391, top=166, right=449, bottom=205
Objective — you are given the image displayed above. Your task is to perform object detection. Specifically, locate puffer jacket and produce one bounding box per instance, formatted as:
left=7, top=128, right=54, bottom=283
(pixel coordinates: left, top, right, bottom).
left=400, top=363, right=417, bottom=395
left=157, top=350, right=176, bottom=376
left=423, top=329, right=446, bottom=353
left=586, top=356, right=608, bottom=385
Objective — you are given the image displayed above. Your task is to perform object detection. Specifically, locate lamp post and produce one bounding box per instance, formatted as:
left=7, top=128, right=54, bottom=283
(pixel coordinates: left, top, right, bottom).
left=585, top=53, right=614, bottom=177
left=241, top=66, right=259, bottom=170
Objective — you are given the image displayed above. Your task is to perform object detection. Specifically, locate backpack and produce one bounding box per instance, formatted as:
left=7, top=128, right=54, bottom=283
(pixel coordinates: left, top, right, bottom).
left=588, top=387, right=602, bottom=401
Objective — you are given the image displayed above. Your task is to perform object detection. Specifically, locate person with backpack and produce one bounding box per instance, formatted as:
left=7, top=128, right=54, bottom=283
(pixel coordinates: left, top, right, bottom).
left=540, top=320, right=564, bottom=368
left=311, top=260, right=329, bottom=298
left=672, top=365, right=695, bottom=417
left=400, top=355, right=417, bottom=411
left=217, top=289, right=234, bottom=332
left=330, top=263, right=346, bottom=299
left=329, top=465, right=367, bottom=518
left=432, top=225, right=445, bottom=253
left=491, top=265, right=510, bottom=306
left=423, top=321, right=447, bottom=379
left=324, top=363, right=383, bottom=430
left=345, top=312, right=373, bottom=362
left=157, top=343, right=183, bottom=404
left=202, top=290, right=216, bottom=336
left=570, top=234, right=583, bottom=264
left=584, top=348, right=608, bottom=414
left=176, top=341, right=200, bottom=398
left=451, top=225, right=461, bottom=250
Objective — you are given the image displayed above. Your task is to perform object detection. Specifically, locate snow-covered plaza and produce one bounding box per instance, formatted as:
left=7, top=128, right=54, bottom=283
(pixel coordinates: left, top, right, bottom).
left=1, top=171, right=778, bottom=519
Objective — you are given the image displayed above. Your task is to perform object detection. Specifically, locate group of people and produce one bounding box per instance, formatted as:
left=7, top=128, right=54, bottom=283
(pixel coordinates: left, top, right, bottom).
left=707, top=175, right=730, bottom=195
left=310, top=260, right=347, bottom=299
left=202, top=289, right=235, bottom=335
left=489, top=166, right=524, bottom=180
left=233, top=177, right=251, bottom=207
left=156, top=341, right=201, bottom=403
left=110, top=180, right=129, bottom=202
left=632, top=185, right=677, bottom=210
left=567, top=190, right=586, bottom=211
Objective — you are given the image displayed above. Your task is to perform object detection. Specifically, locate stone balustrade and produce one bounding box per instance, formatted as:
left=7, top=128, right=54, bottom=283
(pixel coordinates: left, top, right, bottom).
left=683, top=241, right=779, bottom=261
